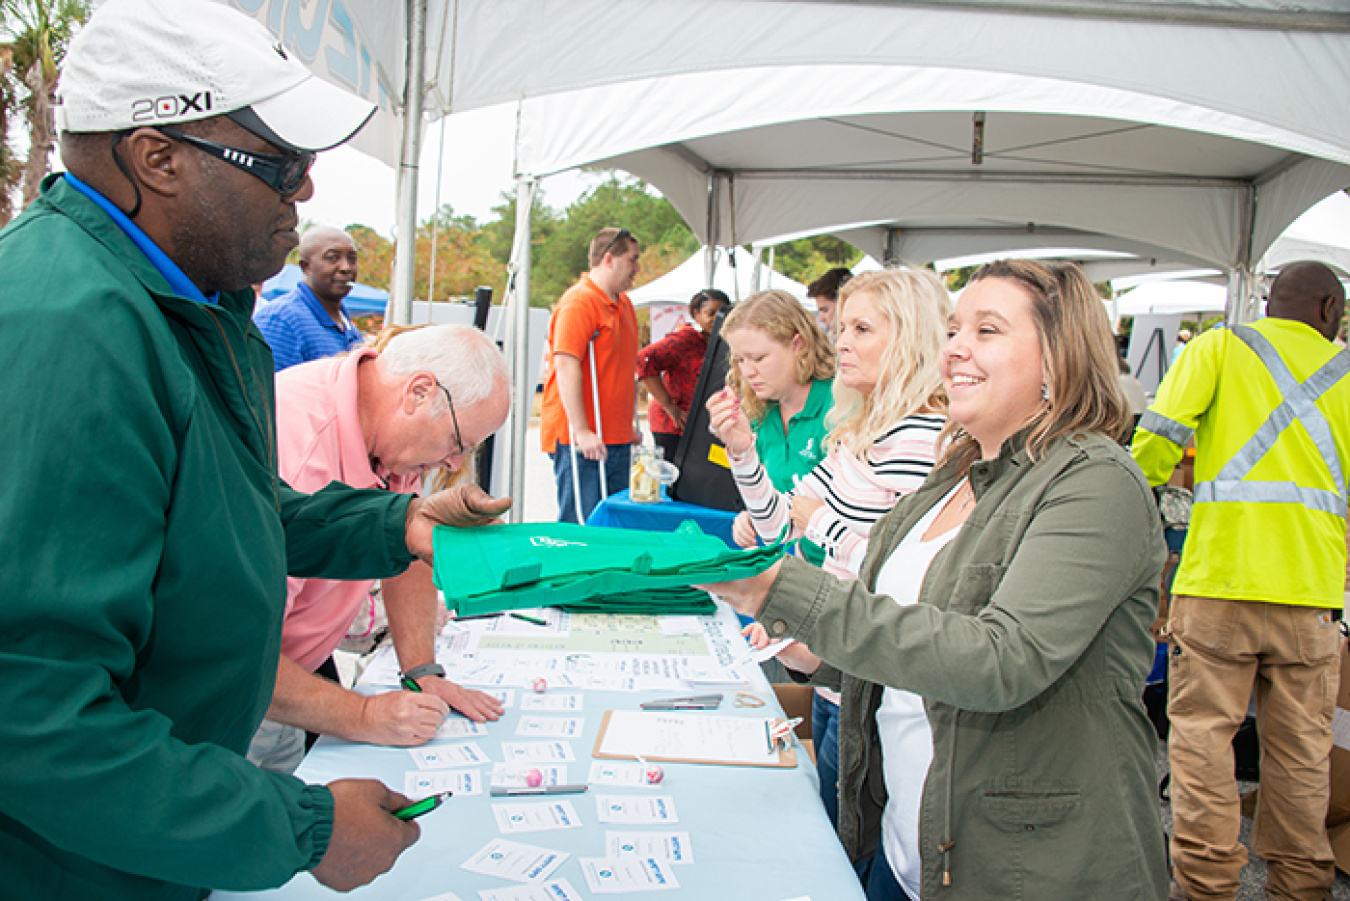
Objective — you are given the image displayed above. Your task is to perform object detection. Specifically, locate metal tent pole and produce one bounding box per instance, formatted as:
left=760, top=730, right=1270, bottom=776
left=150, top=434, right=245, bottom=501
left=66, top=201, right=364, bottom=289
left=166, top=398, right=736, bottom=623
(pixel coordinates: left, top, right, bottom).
left=506, top=175, right=536, bottom=523
left=389, top=0, right=427, bottom=326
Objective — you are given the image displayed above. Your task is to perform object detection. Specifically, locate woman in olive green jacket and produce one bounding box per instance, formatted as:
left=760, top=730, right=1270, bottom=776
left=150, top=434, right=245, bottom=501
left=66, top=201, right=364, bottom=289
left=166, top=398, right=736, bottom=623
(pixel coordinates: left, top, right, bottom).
left=709, top=260, right=1167, bottom=900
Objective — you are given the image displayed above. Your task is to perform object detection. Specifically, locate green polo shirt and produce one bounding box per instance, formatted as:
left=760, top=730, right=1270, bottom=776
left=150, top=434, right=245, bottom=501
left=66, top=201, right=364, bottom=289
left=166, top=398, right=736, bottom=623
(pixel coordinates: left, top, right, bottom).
left=751, top=377, right=834, bottom=491
left=750, top=378, right=833, bottom=566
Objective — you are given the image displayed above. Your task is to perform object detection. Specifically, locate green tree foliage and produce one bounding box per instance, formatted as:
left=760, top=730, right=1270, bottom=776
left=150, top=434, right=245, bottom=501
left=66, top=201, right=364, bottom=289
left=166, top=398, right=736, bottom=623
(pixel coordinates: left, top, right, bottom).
left=0, top=0, right=90, bottom=215
left=770, top=234, right=863, bottom=286
left=528, top=174, right=697, bottom=307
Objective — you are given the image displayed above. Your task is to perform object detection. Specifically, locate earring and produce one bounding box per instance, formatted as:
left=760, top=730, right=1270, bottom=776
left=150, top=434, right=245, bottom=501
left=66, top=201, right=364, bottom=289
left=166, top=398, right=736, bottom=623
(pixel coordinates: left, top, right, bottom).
left=1040, top=384, right=1050, bottom=404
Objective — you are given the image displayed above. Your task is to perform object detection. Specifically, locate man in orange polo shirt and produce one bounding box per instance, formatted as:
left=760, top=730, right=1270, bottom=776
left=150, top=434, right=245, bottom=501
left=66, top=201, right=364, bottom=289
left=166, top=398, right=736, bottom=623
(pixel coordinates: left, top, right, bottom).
left=540, top=227, right=641, bottom=523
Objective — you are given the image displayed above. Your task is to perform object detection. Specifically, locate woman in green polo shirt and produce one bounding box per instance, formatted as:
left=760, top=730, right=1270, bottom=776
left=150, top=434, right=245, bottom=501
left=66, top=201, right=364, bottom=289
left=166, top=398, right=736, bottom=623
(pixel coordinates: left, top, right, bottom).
left=713, top=289, right=837, bottom=504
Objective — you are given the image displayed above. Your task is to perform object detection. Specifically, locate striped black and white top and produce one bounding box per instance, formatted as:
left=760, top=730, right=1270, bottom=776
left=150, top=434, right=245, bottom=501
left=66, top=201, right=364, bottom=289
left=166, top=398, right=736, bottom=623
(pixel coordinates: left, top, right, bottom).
left=729, top=413, right=946, bottom=578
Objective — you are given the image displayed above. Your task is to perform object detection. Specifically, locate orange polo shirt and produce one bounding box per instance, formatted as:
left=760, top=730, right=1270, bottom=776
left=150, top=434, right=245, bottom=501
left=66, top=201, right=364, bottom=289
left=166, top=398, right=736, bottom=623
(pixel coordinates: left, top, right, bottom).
left=540, top=273, right=639, bottom=453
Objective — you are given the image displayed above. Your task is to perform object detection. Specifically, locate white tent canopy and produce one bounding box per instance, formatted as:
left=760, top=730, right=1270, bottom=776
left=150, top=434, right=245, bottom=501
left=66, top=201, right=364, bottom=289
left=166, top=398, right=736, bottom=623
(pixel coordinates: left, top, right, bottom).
left=1262, top=190, right=1350, bottom=278
left=628, top=247, right=809, bottom=308
left=513, top=66, right=1348, bottom=300
left=1114, top=280, right=1229, bottom=318
left=218, top=0, right=1350, bottom=519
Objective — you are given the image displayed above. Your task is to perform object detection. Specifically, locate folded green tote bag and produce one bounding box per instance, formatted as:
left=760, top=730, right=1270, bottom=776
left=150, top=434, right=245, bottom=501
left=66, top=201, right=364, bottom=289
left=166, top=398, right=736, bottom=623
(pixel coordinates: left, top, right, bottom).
left=431, top=520, right=784, bottom=616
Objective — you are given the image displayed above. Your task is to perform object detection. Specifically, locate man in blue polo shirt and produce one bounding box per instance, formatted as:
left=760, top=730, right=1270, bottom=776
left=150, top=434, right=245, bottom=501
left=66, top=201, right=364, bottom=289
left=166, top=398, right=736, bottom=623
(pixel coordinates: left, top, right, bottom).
left=255, top=225, right=365, bottom=371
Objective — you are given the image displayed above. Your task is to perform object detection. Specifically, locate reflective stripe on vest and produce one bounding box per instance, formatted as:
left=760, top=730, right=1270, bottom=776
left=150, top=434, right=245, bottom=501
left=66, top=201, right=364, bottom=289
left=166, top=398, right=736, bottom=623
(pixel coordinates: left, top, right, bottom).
left=1139, top=409, right=1193, bottom=447
left=1191, top=325, right=1350, bottom=519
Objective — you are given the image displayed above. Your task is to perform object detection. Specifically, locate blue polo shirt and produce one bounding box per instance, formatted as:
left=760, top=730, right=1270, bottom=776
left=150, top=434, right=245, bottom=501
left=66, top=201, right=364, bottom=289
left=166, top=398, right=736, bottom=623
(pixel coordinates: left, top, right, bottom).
left=252, top=281, right=364, bottom=372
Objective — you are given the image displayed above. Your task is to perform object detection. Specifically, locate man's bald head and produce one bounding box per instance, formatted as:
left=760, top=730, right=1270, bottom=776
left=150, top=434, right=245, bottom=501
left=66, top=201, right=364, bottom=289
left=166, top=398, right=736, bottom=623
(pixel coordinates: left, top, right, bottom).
left=298, top=226, right=359, bottom=307
left=299, top=226, right=355, bottom=263
left=1267, top=260, right=1346, bottom=342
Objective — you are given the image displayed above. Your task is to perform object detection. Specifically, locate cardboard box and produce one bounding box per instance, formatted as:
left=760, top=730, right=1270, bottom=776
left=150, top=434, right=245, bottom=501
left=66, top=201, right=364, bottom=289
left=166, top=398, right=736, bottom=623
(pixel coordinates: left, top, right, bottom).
left=1329, top=642, right=1350, bottom=872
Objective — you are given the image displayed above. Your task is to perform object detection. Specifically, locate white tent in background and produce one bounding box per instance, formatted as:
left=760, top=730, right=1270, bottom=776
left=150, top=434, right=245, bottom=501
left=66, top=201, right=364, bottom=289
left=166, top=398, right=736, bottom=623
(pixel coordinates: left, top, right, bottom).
left=1114, top=281, right=1230, bottom=318
left=630, top=247, right=811, bottom=344
left=1263, top=191, right=1350, bottom=279
left=629, top=247, right=809, bottom=308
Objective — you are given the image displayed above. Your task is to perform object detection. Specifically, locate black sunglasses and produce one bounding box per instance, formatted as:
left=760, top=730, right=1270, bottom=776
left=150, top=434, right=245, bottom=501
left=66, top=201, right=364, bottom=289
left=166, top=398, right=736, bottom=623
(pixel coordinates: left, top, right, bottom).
left=156, top=126, right=314, bottom=196
left=598, top=227, right=632, bottom=261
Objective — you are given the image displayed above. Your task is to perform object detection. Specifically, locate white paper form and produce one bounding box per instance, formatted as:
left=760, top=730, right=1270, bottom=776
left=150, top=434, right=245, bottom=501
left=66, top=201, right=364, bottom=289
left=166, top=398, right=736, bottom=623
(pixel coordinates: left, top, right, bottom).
left=579, top=857, right=681, bottom=893
left=515, top=716, right=585, bottom=738
left=492, top=800, right=583, bottom=834
left=436, top=718, right=490, bottom=739
left=486, top=608, right=568, bottom=635
left=521, top=693, right=583, bottom=711
left=461, top=839, right=568, bottom=884
left=411, top=742, right=491, bottom=769
left=605, top=831, right=694, bottom=864
left=501, top=741, right=576, bottom=763
left=659, top=616, right=703, bottom=635
left=490, top=764, right=569, bottom=788
left=596, top=711, right=780, bottom=765
left=477, top=880, right=584, bottom=901
left=405, top=769, right=482, bottom=796
left=595, top=795, right=678, bottom=824
left=420, top=892, right=465, bottom=901
left=587, top=762, right=655, bottom=788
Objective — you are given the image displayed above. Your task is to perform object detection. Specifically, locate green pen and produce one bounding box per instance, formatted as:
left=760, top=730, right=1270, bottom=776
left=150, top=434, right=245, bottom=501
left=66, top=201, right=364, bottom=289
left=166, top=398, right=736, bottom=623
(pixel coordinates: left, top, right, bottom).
left=400, top=674, right=423, bottom=693
left=509, top=612, right=547, bottom=626
left=393, top=791, right=453, bottom=820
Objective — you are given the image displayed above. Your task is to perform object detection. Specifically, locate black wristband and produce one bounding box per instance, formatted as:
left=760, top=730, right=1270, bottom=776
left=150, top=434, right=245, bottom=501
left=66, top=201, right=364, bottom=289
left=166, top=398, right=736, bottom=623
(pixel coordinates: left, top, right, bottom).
left=401, top=663, right=445, bottom=682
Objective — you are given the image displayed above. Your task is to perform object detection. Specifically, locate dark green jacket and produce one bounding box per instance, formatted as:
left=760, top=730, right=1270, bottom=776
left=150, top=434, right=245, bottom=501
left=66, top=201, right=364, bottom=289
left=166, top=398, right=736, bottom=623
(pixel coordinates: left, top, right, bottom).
left=761, top=431, right=1167, bottom=900
left=0, top=176, right=415, bottom=899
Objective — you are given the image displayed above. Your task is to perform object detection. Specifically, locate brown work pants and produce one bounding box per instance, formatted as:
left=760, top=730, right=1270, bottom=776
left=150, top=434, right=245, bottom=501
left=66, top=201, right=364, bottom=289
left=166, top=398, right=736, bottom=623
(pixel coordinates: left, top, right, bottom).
left=1168, top=594, right=1341, bottom=901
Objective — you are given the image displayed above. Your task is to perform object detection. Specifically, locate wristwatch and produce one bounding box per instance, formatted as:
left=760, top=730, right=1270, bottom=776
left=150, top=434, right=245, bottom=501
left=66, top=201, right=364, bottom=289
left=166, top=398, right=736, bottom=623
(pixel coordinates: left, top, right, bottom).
left=401, top=663, right=446, bottom=682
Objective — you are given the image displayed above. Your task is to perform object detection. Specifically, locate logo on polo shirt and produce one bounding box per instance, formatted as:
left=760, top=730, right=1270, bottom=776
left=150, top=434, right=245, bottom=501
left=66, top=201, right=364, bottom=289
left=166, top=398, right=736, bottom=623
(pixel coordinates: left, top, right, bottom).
left=131, top=92, right=213, bottom=123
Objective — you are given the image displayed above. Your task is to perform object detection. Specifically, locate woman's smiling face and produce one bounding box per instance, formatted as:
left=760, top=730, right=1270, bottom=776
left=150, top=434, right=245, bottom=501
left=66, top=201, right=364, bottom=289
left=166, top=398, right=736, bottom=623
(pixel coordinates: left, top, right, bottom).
left=942, top=276, right=1046, bottom=459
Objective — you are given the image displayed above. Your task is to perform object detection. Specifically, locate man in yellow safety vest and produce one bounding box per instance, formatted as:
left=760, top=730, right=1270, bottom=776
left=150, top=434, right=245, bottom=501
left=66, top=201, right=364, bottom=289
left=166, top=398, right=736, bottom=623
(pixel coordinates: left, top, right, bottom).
left=1133, top=260, right=1348, bottom=901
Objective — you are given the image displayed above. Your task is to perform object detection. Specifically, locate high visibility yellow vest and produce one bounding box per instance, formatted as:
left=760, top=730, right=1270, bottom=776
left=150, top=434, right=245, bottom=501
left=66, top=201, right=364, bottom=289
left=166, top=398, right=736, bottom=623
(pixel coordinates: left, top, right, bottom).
left=1132, top=317, right=1350, bottom=607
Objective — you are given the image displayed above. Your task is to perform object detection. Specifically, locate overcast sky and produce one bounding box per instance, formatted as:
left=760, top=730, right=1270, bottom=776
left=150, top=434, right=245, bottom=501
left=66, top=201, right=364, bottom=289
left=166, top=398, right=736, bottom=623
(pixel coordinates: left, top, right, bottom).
left=300, top=104, right=604, bottom=238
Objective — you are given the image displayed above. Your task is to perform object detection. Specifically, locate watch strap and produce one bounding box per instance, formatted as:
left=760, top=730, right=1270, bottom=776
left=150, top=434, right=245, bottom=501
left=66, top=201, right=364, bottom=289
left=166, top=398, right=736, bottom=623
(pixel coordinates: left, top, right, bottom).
left=401, top=663, right=446, bottom=682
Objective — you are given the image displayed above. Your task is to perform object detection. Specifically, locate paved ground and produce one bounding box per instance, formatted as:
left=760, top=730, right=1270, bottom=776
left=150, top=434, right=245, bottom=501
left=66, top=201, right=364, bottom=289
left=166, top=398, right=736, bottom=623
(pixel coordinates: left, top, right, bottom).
left=1156, top=742, right=1350, bottom=899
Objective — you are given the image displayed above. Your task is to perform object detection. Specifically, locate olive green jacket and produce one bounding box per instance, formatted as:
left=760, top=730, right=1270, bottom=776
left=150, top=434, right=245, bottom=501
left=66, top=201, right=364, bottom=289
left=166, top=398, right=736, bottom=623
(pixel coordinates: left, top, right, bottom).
left=761, top=431, right=1167, bottom=900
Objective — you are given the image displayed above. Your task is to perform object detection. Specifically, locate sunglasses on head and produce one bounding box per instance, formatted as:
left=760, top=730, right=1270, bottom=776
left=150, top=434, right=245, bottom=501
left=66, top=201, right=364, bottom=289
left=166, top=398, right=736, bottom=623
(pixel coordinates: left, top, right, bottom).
left=598, top=227, right=632, bottom=261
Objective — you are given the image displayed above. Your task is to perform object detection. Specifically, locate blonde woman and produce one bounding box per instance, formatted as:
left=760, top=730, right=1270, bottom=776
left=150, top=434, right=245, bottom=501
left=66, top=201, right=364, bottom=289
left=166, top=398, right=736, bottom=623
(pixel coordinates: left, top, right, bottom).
left=708, top=269, right=950, bottom=835
left=709, top=289, right=838, bottom=546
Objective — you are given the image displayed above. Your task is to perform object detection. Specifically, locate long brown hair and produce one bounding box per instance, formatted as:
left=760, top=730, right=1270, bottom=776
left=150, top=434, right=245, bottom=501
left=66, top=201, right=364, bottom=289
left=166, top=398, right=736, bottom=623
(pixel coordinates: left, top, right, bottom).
left=940, top=259, right=1128, bottom=472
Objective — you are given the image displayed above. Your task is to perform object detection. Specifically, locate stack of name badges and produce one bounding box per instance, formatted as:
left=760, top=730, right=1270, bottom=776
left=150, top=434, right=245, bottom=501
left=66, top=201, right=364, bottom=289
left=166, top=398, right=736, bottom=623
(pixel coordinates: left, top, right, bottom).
left=431, top=520, right=785, bottom=617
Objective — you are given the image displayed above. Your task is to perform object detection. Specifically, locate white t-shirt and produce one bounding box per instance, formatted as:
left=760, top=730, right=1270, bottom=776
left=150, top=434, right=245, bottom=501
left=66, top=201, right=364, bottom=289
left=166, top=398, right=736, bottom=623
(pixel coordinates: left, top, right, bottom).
left=873, top=481, right=963, bottom=899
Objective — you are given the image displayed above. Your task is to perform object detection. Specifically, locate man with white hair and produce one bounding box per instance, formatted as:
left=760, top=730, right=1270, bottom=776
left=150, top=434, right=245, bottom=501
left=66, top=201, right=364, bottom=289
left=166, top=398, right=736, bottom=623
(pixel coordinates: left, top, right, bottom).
left=251, top=325, right=511, bottom=773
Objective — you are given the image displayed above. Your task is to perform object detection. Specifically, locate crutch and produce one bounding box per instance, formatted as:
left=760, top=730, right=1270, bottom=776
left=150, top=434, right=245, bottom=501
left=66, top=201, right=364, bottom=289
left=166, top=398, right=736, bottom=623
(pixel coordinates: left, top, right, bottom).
left=568, top=332, right=606, bottom=523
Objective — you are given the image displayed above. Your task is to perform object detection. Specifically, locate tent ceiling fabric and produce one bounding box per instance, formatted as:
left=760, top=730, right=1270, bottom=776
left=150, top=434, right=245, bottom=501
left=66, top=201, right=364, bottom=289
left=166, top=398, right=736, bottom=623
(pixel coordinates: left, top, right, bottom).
left=510, top=58, right=1350, bottom=271
left=221, top=2, right=1350, bottom=163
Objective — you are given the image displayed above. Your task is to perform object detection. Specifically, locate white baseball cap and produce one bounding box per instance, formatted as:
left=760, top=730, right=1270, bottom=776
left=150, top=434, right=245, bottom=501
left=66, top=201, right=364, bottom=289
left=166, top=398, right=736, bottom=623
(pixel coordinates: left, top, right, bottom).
left=57, top=0, right=376, bottom=152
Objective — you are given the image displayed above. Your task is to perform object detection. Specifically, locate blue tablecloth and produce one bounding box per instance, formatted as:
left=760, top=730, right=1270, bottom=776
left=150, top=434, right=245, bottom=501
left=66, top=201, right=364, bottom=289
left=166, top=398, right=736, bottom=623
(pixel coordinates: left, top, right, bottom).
left=211, top=608, right=864, bottom=901
left=587, top=489, right=739, bottom=549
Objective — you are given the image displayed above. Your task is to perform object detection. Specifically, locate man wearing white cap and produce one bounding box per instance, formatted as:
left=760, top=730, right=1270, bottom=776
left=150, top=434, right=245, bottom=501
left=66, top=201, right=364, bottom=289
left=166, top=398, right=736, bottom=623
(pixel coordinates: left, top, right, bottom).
left=0, top=0, right=510, bottom=898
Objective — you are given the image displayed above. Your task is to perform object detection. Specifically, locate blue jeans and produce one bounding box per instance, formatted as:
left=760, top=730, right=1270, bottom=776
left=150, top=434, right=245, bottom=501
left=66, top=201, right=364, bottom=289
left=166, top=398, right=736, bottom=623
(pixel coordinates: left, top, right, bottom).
left=812, top=693, right=841, bottom=829
left=552, top=443, right=631, bottom=524
left=863, top=838, right=913, bottom=901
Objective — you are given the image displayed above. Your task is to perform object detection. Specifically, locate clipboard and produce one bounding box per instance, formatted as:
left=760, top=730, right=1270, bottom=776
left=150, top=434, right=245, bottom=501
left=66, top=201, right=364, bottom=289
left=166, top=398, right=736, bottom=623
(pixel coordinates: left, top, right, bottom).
left=592, top=709, right=797, bottom=768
